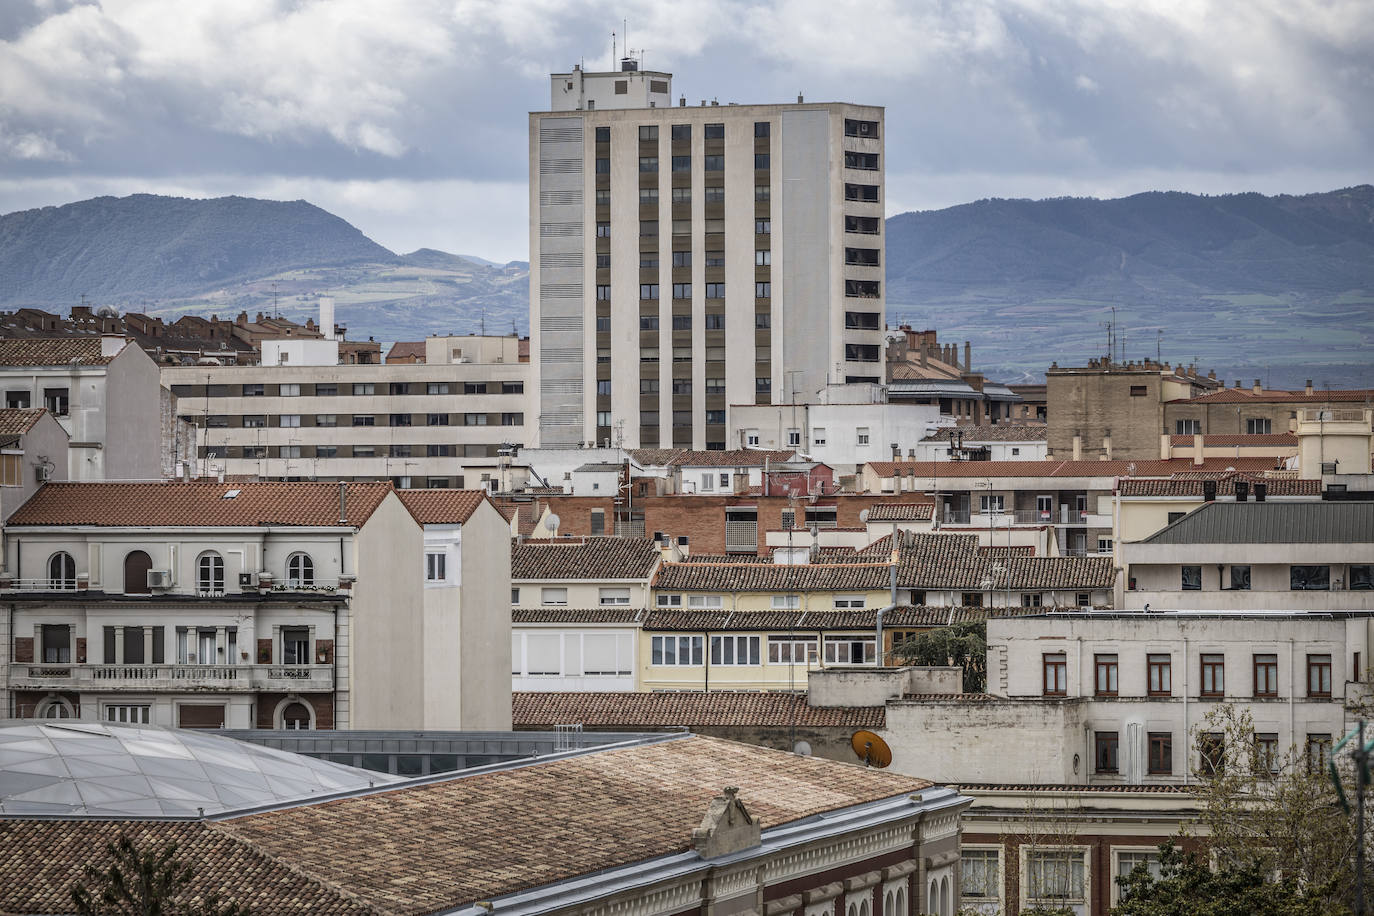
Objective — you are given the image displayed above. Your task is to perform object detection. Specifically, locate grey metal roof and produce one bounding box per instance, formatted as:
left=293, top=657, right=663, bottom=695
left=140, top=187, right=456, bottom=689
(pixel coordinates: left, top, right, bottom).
left=1139, top=500, right=1374, bottom=545
left=888, top=380, right=980, bottom=396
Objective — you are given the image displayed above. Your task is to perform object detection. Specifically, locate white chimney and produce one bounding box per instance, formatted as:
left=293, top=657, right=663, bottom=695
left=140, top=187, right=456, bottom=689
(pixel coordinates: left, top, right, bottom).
left=319, top=296, right=336, bottom=341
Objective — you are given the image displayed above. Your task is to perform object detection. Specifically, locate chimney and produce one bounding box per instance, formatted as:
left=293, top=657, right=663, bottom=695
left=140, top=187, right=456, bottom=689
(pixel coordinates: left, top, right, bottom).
left=1071, top=434, right=1082, bottom=462
left=1234, top=380, right=1242, bottom=389
left=1203, top=479, right=1217, bottom=502
left=964, top=341, right=972, bottom=372
left=338, top=481, right=348, bottom=524
left=1254, top=482, right=1267, bottom=502
left=1252, top=379, right=1262, bottom=395
left=1235, top=479, right=1249, bottom=502
left=1305, top=379, right=1313, bottom=396
left=1193, top=435, right=1205, bottom=466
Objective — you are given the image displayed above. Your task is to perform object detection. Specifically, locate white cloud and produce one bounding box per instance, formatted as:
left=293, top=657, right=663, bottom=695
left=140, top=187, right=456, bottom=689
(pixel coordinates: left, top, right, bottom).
left=0, top=124, right=72, bottom=160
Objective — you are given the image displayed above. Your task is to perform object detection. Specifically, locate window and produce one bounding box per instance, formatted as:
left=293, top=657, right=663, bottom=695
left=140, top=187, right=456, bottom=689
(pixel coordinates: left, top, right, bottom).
left=1290, top=565, right=1330, bottom=590
left=703, top=155, right=724, bottom=171
left=845, top=247, right=880, bottom=266
left=465, top=413, right=488, bottom=426
left=352, top=383, right=375, bottom=396
left=243, top=415, right=267, bottom=428
left=755, top=219, right=771, bottom=234
left=752, top=120, right=771, bottom=137
left=1147, top=654, right=1171, bottom=695
left=1306, top=734, right=1333, bottom=773
left=596, top=222, right=610, bottom=237
left=48, top=552, right=76, bottom=589
left=640, top=220, right=659, bottom=238
left=672, top=379, right=692, bottom=394
left=242, top=383, right=264, bottom=397
left=705, top=250, right=725, bottom=267
left=1247, top=417, right=1272, bottom=434
left=1308, top=654, right=1332, bottom=697
left=672, top=282, right=692, bottom=299
left=315, top=384, right=337, bottom=396
left=5, top=390, right=30, bottom=408
left=844, top=151, right=879, bottom=170
left=671, top=186, right=691, bottom=203
left=844, top=311, right=881, bottom=330
left=540, top=587, right=566, bottom=605
left=1201, top=653, right=1225, bottom=697
left=639, top=156, right=658, bottom=172
left=1148, top=733, right=1173, bottom=774
left=1350, top=565, right=1373, bottom=590
left=1166, top=511, right=1186, bottom=525
left=711, top=635, right=761, bottom=666
left=599, top=587, right=631, bottom=606
left=353, top=446, right=375, bottom=457
left=1254, top=653, right=1279, bottom=697
left=834, top=595, right=866, bottom=609
left=755, top=281, right=771, bottom=298
left=703, top=313, right=725, bottom=330
left=274, top=414, right=300, bottom=428
left=771, top=594, right=801, bottom=610
left=755, top=376, right=771, bottom=394
left=196, top=552, right=224, bottom=596
left=638, top=124, right=658, bottom=141
left=962, top=592, right=984, bottom=608
left=671, top=124, right=690, bottom=141
left=427, top=413, right=450, bottom=426
left=1181, top=565, right=1202, bottom=590
left=596, top=411, right=611, bottom=426
left=314, top=414, right=338, bottom=427
left=705, top=283, right=724, bottom=299
left=785, top=428, right=801, bottom=447
left=287, top=553, right=314, bottom=588
left=979, top=494, right=1005, bottom=515
left=639, top=378, right=660, bottom=395
left=42, top=387, right=69, bottom=415
left=812, top=428, right=826, bottom=446
left=962, top=849, right=1000, bottom=901
left=1175, top=418, right=1201, bottom=435
left=596, top=284, right=610, bottom=301
left=595, top=189, right=610, bottom=205
left=1117, top=851, right=1163, bottom=896
left=845, top=344, right=881, bottom=362
left=755, top=312, right=771, bottom=330
left=1095, top=654, right=1118, bottom=696
left=704, top=123, right=724, bottom=139
left=704, top=186, right=725, bottom=203
left=768, top=636, right=818, bottom=664
left=1026, top=850, right=1086, bottom=902
left=641, top=410, right=659, bottom=427
left=845, top=279, right=881, bottom=298
left=1095, top=731, right=1119, bottom=773
left=639, top=315, right=659, bottom=331
left=426, top=445, right=453, bottom=457
left=755, top=184, right=770, bottom=201
left=753, top=152, right=770, bottom=169
left=671, top=315, right=692, bottom=331
left=656, top=593, right=683, bottom=607
left=652, top=635, right=704, bottom=666
left=1229, top=565, right=1251, bottom=590
left=640, top=283, right=660, bottom=300
left=823, top=636, right=876, bottom=665
left=105, top=705, right=151, bottom=724
left=1043, top=653, right=1067, bottom=695
left=1197, top=732, right=1225, bottom=775
left=705, top=377, right=725, bottom=394
left=596, top=253, right=611, bottom=267
left=856, top=427, right=870, bottom=446
left=41, top=623, right=71, bottom=663
left=463, top=382, right=488, bottom=395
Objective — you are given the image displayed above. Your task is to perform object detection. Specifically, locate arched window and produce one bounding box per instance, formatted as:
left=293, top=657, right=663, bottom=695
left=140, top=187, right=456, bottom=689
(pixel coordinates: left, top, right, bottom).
left=197, top=552, right=224, bottom=596
left=884, top=891, right=893, bottom=916
left=36, top=697, right=75, bottom=718
left=929, top=881, right=938, bottom=916
left=279, top=700, right=313, bottom=730
left=47, top=552, right=76, bottom=589
left=859, top=899, right=869, bottom=916
left=895, top=888, right=906, bottom=916
left=123, top=550, right=152, bottom=594
left=287, top=553, right=314, bottom=588
left=939, top=877, right=949, bottom=916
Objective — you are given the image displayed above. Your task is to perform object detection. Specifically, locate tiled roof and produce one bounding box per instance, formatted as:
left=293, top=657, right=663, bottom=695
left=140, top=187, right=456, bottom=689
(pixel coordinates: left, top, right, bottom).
left=0, top=408, right=48, bottom=435
left=1168, top=433, right=1297, bottom=446
left=0, top=821, right=370, bottom=914
left=512, top=607, right=645, bottom=624
left=671, top=449, right=799, bottom=468
left=7, top=481, right=394, bottom=528
left=396, top=489, right=490, bottom=524
left=1117, top=475, right=1321, bottom=497
left=678, top=553, right=776, bottom=564
left=384, top=341, right=426, bottom=361
left=512, top=536, right=662, bottom=580
left=656, top=562, right=894, bottom=592
left=215, top=735, right=930, bottom=913
left=0, top=337, right=120, bottom=367
left=921, top=425, right=1048, bottom=443
left=1172, top=387, right=1374, bottom=404
left=864, top=457, right=1277, bottom=478
left=513, top=692, right=886, bottom=728
left=816, top=531, right=981, bottom=562
left=644, top=605, right=1052, bottom=631
left=865, top=502, right=934, bottom=521
left=624, top=448, right=684, bottom=466
left=901, top=555, right=1117, bottom=590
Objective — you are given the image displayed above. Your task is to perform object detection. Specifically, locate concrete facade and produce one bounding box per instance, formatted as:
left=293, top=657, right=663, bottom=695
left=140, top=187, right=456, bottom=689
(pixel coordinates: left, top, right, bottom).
left=1046, top=360, right=1216, bottom=461
left=530, top=66, right=885, bottom=450
left=729, top=397, right=943, bottom=473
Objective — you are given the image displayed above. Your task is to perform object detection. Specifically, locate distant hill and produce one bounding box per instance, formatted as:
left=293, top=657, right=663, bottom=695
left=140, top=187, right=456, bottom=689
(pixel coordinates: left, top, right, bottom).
left=0, top=195, right=396, bottom=302
left=884, top=186, right=1374, bottom=387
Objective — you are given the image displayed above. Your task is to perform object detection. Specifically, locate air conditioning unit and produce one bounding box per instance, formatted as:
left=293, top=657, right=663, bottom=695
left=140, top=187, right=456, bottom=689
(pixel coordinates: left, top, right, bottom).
left=238, top=572, right=257, bottom=587
left=34, top=465, right=50, bottom=483
left=147, top=570, right=172, bottom=589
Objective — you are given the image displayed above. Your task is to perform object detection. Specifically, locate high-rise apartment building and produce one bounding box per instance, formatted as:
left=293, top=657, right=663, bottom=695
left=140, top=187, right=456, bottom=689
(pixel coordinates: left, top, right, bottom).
left=530, top=61, right=885, bottom=450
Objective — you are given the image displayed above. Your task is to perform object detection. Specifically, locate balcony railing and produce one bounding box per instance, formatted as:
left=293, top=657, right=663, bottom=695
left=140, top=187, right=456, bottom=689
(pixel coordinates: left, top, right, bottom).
left=8, top=663, right=333, bottom=692
left=0, top=577, right=350, bottom=596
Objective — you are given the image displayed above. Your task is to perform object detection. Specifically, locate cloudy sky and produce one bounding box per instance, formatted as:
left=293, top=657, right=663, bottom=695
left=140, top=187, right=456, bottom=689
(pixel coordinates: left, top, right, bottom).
left=1, top=0, right=1370, bottom=262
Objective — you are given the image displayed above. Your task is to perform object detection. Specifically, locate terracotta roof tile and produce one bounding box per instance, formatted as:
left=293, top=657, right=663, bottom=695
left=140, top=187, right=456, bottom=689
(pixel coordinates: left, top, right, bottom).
left=1117, top=475, right=1321, bottom=497
left=513, top=692, right=885, bottom=728
left=512, top=536, right=662, bottom=580
left=7, top=481, right=395, bottom=528
left=644, top=605, right=1050, bottom=631
left=215, top=734, right=930, bottom=913
left=384, top=341, right=426, bottom=361
left=864, top=502, right=934, bottom=521
left=0, top=337, right=120, bottom=367
left=624, top=448, right=685, bottom=466
left=513, top=607, right=644, bottom=624
left=656, top=561, right=894, bottom=592
left=1172, top=387, right=1374, bottom=404
left=0, top=408, right=49, bottom=436
left=865, top=457, right=1277, bottom=478
left=395, top=489, right=490, bottom=524
left=670, top=449, right=799, bottom=468
left=921, top=425, right=1047, bottom=443
left=1168, top=433, right=1297, bottom=446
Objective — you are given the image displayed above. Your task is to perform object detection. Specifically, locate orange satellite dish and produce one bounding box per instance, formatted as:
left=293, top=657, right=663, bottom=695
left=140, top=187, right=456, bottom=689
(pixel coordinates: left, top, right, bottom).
left=851, top=730, right=892, bottom=768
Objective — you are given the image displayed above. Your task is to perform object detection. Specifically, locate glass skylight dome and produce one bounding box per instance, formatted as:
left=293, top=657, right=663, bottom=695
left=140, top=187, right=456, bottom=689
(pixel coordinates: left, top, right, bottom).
left=0, top=720, right=398, bottom=817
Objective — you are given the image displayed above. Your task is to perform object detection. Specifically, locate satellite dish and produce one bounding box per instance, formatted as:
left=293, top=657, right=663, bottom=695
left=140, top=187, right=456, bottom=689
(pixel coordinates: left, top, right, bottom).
left=543, top=513, right=561, bottom=533
left=793, top=740, right=812, bottom=757
left=851, top=730, right=892, bottom=769
left=858, top=508, right=869, bottom=523
left=96, top=305, right=119, bottom=319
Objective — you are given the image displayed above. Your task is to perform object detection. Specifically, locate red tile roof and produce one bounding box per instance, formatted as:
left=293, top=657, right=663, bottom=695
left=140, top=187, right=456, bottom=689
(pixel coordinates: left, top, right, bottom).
left=7, top=481, right=395, bottom=528
left=672, top=449, right=799, bottom=468
left=0, top=337, right=121, bottom=367
left=513, top=607, right=645, bottom=624
left=513, top=692, right=886, bottom=728
left=643, top=605, right=1058, bottom=632
left=512, top=536, right=662, bottom=580
left=1117, top=475, right=1321, bottom=497
left=656, top=561, right=894, bottom=592
left=864, top=457, right=1277, bottom=478
left=1172, top=387, right=1374, bottom=404
left=921, top=424, right=1047, bottom=443
left=0, top=408, right=49, bottom=436
left=395, top=489, right=491, bottom=524
left=865, top=502, right=934, bottom=521
left=1168, top=433, right=1297, bottom=446
left=384, top=340, right=426, bottom=362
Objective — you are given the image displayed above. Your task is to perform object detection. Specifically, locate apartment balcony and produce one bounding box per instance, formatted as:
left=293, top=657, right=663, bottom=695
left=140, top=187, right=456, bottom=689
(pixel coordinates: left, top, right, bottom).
left=0, top=576, right=352, bottom=598
left=7, top=663, right=334, bottom=692
left=941, top=508, right=1099, bottom=527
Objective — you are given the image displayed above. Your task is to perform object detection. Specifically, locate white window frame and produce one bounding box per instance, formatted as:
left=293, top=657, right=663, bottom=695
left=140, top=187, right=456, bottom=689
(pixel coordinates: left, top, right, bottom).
left=787, top=428, right=801, bottom=447
left=746, top=430, right=760, bottom=447
left=196, top=551, right=225, bottom=596
left=1021, top=846, right=1089, bottom=908
left=541, top=587, right=568, bottom=606
left=656, top=593, right=683, bottom=607
left=687, top=594, right=722, bottom=608
left=767, top=636, right=818, bottom=665
left=812, top=428, right=827, bottom=446
left=279, top=414, right=301, bottom=427
left=710, top=635, right=761, bottom=666
left=279, top=383, right=300, bottom=397
left=287, top=552, right=314, bottom=588
left=856, top=427, right=870, bottom=446
left=1111, top=847, right=1163, bottom=904
left=651, top=634, right=703, bottom=666
left=833, top=594, right=866, bottom=609
left=511, top=587, right=520, bottom=604
left=700, top=472, right=714, bottom=492
left=980, top=494, right=1005, bottom=514
left=599, top=587, right=631, bottom=606
left=823, top=635, right=876, bottom=665
left=960, top=845, right=1004, bottom=909
left=771, top=594, right=800, bottom=609
left=424, top=551, right=447, bottom=583
left=104, top=703, right=152, bottom=724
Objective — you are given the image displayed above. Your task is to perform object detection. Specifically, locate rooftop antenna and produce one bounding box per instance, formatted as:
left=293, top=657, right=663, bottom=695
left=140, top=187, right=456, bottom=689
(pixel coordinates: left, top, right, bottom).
left=272, top=280, right=279, bottom=319
left=1156, top=329, right=1163, bottom=365
left=480, top=307, right=486, bottom=336
left=611, top=31, right=615, bottom=69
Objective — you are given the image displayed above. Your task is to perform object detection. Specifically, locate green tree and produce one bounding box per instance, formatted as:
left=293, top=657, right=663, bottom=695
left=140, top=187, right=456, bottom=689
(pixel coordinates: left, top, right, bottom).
left=1112, top=840, right=1332, bottom=915
left=893, top=620, right=986, bottom=692
left=70, top=831, right=249, bottom=916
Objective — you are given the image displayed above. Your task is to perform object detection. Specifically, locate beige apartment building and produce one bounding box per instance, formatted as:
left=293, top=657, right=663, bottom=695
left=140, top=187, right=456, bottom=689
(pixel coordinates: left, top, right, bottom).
left=163, top=335, right=528, bottom=489
left=530, top=60, right=886, bottom=450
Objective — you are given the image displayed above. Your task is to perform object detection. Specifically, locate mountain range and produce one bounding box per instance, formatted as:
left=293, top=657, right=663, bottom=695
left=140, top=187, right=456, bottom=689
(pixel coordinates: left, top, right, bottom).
left=1, top=188, right=1371, bottom=386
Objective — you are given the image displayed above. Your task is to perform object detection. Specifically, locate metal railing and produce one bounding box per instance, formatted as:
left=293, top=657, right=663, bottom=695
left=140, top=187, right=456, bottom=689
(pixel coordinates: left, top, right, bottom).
left=9, top=663, right=333, bottom=691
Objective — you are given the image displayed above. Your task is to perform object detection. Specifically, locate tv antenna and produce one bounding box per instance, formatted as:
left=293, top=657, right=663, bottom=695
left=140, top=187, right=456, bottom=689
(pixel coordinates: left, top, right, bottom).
left=272, top=280, right=279, bottom=319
